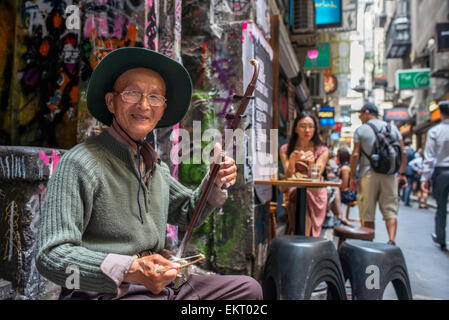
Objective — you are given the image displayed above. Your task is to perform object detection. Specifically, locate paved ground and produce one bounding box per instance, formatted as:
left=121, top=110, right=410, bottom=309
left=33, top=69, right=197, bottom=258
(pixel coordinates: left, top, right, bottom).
left=346, top=197, right=449, bottom=300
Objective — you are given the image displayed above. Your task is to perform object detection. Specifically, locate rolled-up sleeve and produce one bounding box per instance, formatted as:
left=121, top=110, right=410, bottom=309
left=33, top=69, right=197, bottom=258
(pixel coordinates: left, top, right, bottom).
left=422, top=129, right=437, bottom=182
left=100, top=254, right=136, bottom=299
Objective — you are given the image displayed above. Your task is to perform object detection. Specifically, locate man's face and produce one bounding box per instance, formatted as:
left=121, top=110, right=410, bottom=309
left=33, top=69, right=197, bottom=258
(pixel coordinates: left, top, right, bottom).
left=105, top=68, right=166, bottom=141
left=359, top=110, right=368, bottom=123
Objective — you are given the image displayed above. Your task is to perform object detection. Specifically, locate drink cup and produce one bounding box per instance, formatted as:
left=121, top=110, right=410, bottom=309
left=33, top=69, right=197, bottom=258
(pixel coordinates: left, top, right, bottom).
left=311, top=164, right=321, bottom=181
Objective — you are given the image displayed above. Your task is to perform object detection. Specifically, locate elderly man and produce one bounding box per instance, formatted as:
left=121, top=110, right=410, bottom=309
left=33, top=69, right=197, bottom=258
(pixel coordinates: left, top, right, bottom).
left=421, top=100, right=449, bottom=250
left=36, top=47, right=262, bottom=300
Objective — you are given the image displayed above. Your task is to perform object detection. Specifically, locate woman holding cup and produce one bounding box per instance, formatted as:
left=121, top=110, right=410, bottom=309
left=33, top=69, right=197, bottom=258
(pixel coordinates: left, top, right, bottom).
left=280, top=112, right=329, bottom=236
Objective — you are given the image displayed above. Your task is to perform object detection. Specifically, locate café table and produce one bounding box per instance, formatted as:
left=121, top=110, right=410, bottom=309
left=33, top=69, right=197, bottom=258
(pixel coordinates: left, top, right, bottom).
left=254, top=178, right=341, bottom=236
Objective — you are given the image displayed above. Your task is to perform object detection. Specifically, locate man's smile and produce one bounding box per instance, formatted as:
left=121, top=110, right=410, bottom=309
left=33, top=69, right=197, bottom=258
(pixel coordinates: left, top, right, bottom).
left=131, top=113, right=151, bottom=121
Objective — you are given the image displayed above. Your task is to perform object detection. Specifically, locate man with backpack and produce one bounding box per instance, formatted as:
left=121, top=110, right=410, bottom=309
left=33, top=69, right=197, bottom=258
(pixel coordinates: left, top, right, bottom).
left=349, top=102, right=408, bottom=245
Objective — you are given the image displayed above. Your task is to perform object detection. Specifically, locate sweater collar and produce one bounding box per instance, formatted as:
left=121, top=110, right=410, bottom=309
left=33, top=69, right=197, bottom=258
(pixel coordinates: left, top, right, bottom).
left=107, top=126, right=161, bottom=166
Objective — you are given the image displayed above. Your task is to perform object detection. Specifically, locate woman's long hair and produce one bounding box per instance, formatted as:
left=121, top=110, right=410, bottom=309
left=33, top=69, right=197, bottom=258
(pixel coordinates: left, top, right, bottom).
left=287, top=112, right=323, bottom=158
left=337, top=147, right=350, bottom=165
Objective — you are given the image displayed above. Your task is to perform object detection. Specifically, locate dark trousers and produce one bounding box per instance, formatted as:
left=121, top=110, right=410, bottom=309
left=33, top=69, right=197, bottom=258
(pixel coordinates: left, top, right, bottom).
left=432, top=167, right=449, bottom=245
left=59, top=274, right=263, bottom=300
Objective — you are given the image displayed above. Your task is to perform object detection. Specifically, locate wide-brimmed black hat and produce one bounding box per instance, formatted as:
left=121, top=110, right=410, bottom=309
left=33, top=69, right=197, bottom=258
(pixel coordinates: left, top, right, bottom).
left=87, top=47, right=192, bottom=128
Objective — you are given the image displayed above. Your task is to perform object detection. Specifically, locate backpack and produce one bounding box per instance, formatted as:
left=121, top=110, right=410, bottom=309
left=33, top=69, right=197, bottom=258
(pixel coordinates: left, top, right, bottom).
left=360, top=122, right=402, bottom=175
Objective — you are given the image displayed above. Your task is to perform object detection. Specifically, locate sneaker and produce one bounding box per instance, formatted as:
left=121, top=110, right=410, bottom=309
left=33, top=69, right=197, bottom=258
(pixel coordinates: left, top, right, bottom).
left=431, top=233, right=447, bottom=250
left=387, top=240, right=396, bottom=246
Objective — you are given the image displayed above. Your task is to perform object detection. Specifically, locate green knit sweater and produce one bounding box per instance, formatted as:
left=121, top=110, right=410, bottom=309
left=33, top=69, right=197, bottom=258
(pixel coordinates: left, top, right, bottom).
left=36, top=131, right=216, bottom=293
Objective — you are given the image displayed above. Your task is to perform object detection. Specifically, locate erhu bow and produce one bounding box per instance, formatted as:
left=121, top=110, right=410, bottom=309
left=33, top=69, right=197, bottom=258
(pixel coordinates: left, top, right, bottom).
left=176, top=58, right=260, bottom=258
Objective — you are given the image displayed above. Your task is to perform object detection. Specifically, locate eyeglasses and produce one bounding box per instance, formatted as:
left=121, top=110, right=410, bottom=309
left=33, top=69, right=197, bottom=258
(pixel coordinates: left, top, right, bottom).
left=298, top=124, right=315, bottom=130
left=115, top=90, right=167, bottom=107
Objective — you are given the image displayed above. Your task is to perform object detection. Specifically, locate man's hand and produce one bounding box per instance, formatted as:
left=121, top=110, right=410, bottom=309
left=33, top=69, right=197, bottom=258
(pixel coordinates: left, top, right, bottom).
left=398, top=175, right=408, bottom=189
left=349, top=177, right=357, bottom=192
left=421, top=181, right=429, bottom=193
left=123, top=254, right=179, bottom=295
left=211, top=143, right=237, bottom=189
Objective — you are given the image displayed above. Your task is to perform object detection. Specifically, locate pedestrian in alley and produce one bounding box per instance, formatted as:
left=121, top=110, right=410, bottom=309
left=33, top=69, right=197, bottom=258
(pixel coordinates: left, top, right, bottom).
left=409, top=148, right=428, bottom=209
left=402, top=138, right=416, bottom=206
left=35, top=47, right=262, bottom=300
left=421, top=100, right=449, bottom=250
left=349, top=102, right=408, bottom=245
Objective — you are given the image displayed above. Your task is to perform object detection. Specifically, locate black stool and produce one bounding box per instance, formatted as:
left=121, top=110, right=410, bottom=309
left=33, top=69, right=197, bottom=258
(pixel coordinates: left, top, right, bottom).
left=334, top=225, right=375, bottom=249
left=338, top=240, right=413, bottom=300
left=262, top=235, right=347, bottom=300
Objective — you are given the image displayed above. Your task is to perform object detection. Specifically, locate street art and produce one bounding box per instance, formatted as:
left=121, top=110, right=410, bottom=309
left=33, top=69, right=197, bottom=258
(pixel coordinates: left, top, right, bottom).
left=3, top=201, right=20, bottom=262
left=145, top=0, right=158, bottom=50
left=80, top=0, right=141, bottom=76
left=0, top=1, right=15, bottom=145
left=38, top=149, right=61, bottom=179
left=14, top=0, right=81, bottom=147
left=77, top=0, right=145, bottom=144
left=0, top=155, right=26, bottom=180
left=212, top=58, right=236, bottom=118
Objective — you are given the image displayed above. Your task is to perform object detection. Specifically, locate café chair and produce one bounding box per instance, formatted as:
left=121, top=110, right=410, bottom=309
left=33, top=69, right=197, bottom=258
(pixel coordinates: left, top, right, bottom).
left=333, top=225, right=374, bottom=249
left=262, top=235, right=347, bottom=300
left=338, top=239, right=413, bottom=300
left=345, top=201, right=360, bottom=223
left=268, top=202, right=278, bottom=242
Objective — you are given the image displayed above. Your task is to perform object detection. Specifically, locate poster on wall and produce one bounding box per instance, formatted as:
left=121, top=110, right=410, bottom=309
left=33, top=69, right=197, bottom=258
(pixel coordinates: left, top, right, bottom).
left=242, top=22, right=275, bottom=203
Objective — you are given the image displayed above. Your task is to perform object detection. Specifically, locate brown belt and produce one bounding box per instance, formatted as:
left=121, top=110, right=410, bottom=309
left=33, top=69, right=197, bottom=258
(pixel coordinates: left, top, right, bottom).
left=132, top=249, right=154, bottom=259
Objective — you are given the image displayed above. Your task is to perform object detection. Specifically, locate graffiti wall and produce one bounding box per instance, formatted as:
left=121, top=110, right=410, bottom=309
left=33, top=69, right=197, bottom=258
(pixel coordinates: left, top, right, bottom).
left=76, top=0, right=149, bottom=143
left=180, top=0, right=272, bottom=277
left=0, top=1, right=16, bottom=146
left=8, top=0, right=81, bottom=149
left=0, top=146, right=66, bottom=299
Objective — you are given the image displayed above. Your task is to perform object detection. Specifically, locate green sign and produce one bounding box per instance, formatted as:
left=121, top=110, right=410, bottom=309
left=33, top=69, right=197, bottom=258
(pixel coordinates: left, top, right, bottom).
left=304, top=42, right=331, bottom=69
left=395, top=68, right=430, bottom=90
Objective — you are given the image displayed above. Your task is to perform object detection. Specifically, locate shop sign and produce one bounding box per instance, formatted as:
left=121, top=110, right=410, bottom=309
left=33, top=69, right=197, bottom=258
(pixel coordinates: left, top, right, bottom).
left=304, top=43, right=331, bottom=69
left=383, top=108, right=410, bottom=121
left=431, top=109, right=441, bottom=121
left=318, top=106, right=335, bottom=126
left=395, top=68, right=430, bottom=90
left=334, top=122, right=343, bottom=131
left=315, top=0, right=342, bottom=28
left=429, top=101, right=439, bottom=112
left=324, top=75, right=338, bottom=94
left=436, top=22, right=449, bottom=52
left=330, top=132, right=340, bottom=141
left=428, top=100, right=440, bottom=122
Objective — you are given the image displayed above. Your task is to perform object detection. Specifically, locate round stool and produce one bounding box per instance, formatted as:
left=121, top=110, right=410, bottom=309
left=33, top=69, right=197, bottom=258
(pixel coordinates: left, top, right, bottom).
left=333, top=225, right=374, bottom=249
left=262, top=235, right=347, bottom=300
left=345, top=201, right=360, bottom=222
left=338, top=240, right=413, bottom=300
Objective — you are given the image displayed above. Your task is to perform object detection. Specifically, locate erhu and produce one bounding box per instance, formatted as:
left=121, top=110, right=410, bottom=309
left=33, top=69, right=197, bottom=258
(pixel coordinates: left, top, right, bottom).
left=164, top=58, right=260, bottom=290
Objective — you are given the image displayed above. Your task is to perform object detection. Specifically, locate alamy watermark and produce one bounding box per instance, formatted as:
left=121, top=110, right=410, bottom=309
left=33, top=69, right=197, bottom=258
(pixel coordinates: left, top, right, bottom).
left=65, top=264, right=80, bottom=290
left=365, top=265, right=380, bottom=290
left=170, top=122, right=278, bottom=167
